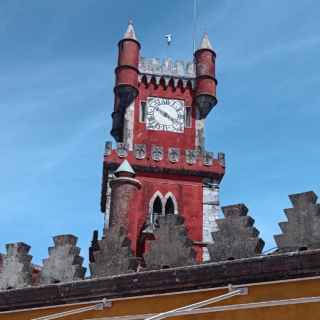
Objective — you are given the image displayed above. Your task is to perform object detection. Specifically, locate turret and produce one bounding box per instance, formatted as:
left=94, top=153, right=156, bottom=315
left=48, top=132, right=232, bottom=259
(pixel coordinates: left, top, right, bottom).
left=194, top=33, right=217, bottom=119
left=108, top=160, right=141, bottom=234
left=112, top=21, right=141, bottom=141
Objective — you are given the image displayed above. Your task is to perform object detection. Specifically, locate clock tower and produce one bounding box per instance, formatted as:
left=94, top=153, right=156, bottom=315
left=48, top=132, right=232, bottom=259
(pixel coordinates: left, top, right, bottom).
left=101, top=22, right=225, bottom=261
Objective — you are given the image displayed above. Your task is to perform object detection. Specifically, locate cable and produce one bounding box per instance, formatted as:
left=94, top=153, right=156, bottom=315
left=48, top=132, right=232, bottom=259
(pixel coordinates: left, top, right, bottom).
left=192, top=0, right=198, bottom=53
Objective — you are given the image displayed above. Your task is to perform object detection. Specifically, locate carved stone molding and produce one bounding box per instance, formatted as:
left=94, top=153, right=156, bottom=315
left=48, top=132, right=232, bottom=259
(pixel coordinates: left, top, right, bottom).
left=185, top=149, right=198, bottom=164
left=168, top=147, right=180, bottom=163
left=218, top=152, right=225, bottom=166
left=203, top=151, right=213, bottom=166
left=134, top=144, right=146, bottom=160
left=104, top=141, right=112, bottom=156
left=151, top=145, right=164, bottom=161
left=116, top=143, right=128, bottom=158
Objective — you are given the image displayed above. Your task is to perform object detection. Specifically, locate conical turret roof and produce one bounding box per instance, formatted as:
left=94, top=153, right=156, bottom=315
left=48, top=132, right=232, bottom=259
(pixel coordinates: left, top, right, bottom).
left=123, top=20, right=137, bottom=40
left=199, top=33, right=213, bottom=50
left=114, top=160, right=135, bottom=176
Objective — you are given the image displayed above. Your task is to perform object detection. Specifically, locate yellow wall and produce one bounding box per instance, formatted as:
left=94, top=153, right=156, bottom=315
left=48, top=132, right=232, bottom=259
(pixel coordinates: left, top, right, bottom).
left=1, top=277, right=320, bottom=320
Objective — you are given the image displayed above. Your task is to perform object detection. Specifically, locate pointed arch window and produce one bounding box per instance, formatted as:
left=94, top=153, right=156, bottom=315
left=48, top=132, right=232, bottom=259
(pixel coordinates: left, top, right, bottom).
left=165, top=197, right=175, bottom=215
left=164, top=192, right=178, bottom=215
left=153, top=196, right=162, bottom=214
left=151, top=196, right=163, bottom=226
left=149, top=192, right=178, bottom=228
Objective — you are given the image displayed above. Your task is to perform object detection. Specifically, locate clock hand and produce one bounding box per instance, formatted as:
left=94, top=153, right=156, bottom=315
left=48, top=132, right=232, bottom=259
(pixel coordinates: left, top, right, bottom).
left=157, top=108, right=176, bottom=123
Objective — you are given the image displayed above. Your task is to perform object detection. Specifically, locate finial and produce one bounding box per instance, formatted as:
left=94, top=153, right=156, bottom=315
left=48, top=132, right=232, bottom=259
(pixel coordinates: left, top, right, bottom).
left=199, top=32, right=213, bottom=50
left=123, top=19, right=137, bottom=40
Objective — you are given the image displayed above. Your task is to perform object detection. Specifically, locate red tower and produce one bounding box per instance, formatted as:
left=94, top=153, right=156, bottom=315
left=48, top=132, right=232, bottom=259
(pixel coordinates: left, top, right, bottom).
left=101, top=22, right=225, bottom=261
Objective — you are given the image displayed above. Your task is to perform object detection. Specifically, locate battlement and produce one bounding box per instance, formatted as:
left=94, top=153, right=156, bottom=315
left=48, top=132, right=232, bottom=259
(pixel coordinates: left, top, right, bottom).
left=139, top=57, right=196, bottom=88
left=139, top=57, right=195, bottom=78
left=104, top=141, right=225, bottom=170
left=1, top=191, right=320, bottom=294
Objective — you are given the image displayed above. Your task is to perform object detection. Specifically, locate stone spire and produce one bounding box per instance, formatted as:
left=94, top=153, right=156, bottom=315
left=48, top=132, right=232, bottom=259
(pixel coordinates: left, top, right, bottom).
left=199, top=33, right=213, bottom=50
left=114, top=159, right=135, bottom=176
left=123, top=20, right=137, bottom=40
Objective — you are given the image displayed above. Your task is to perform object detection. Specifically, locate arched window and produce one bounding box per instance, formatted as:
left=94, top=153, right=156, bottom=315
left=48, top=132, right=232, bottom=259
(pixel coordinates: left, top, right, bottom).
left=153, top=196, right=162, bottom=214
left=164, top=192, right=178, bottom=215
left=151, top=196, right=163, bottom=226
left=165, top=197, right=175, bottom=215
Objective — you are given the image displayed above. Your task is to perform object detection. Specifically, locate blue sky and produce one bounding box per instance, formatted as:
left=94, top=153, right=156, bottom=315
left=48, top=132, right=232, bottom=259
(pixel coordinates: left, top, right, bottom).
left=0, top=0, right=319, bottom=268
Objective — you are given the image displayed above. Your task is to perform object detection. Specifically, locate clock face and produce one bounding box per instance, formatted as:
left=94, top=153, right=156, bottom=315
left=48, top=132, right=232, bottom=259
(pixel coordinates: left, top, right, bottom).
left=146, top=97, right=185, bottom=133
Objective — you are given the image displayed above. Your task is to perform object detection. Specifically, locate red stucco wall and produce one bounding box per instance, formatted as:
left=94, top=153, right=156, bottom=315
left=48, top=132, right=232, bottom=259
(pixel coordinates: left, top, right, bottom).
left=133, top=81, right=197, bottom=150
left=126, top=172, right=203, bottom=261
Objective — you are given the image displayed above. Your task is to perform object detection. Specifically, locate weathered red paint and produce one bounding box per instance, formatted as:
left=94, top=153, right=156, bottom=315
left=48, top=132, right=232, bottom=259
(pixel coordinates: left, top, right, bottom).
left=117, top=39, right=140, bottom=67
left=115, top=66, right=139, bottom=90
left=109, top=177, right=141, bottom=234
left=114, top=38, right=140, bottom=98
left=104, top=150, right=224, bottom=262
left=134, top=81, right=196, bottom=149
left=126, top=173, right=204, bottom=261
left=195, top=48, right=217, bottom=98
left=105, top=151, right=224, bottom=179
left=106, top=29, right=223, bottom=263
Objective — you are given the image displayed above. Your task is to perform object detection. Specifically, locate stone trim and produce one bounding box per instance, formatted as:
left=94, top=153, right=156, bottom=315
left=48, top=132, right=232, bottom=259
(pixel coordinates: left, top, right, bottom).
left=202, top=182, right=220, bottom=261
left=138, top=57, right=196, bottom=89
left=104, top=141, right=225, bottom=168
left=139, top=57, right=195, bottom=78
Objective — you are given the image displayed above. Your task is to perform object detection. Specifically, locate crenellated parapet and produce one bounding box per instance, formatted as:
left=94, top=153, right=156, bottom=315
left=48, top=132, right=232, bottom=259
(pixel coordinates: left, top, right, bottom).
left=274, top=191, right=320, bottom=252
left=139, top=57, right=195, bottom=88
left=40, top=235, right=86, bottom=285
left=144, top=215, right=196, bottom=270
left=89, top=227, right=138, bottom=278
left=1, top=191, right=320, bottom=290
left=101, top=141, right=225, bottom=214
left=0, top=235, right=86, bottom=291
left=105, top=141, right=225, bottom=169
left=207, top=204, right=265, bottom=262
left=0, top=243, right=33, bottom=290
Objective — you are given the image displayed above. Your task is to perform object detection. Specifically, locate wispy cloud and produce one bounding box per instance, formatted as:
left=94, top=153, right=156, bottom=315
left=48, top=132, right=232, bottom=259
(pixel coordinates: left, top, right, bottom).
left=223, top=36, right=320, bottom=69
left=38, top=110, right=106, bottom=172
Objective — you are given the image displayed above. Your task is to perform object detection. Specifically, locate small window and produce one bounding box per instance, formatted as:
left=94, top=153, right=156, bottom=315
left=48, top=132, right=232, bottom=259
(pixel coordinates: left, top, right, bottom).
left=140, top=101, right=146, bottom=123
left=185, top=107, right=192, bottom=128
